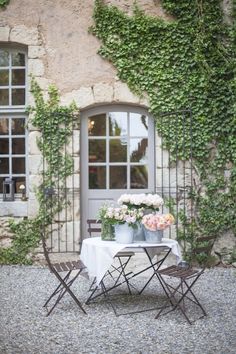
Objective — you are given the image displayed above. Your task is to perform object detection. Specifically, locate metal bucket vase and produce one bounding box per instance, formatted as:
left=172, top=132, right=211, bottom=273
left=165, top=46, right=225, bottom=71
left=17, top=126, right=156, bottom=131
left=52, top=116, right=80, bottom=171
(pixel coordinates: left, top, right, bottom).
left=144, top=228, right=164, bottom=243
left=115, top=223, right=134, bottom=244
left=133, top=223, right=145, bottom=242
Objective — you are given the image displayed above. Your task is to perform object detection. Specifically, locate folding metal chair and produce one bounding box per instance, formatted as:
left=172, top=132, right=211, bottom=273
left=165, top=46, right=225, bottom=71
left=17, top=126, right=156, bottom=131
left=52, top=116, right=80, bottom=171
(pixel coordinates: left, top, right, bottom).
left=40, top=230, right=87, bottom=316
left=86, top=219, right=135, bottom=294
left=155, top=235, right=215, bottom=324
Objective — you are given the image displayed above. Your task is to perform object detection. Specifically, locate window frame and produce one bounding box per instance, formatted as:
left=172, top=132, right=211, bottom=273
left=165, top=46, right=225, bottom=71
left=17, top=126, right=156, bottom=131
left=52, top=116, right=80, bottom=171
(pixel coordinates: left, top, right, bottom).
left=0, top=46, right=28, bottom=199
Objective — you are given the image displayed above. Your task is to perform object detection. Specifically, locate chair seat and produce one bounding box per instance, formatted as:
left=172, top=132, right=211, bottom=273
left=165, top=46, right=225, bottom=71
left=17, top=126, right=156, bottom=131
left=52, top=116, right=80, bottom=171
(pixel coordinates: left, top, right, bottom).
left=116, top=251, right=135, bottom=257
left=157, top=265, right=199, bottom=279
left=52, top=260, right=86, bottom=273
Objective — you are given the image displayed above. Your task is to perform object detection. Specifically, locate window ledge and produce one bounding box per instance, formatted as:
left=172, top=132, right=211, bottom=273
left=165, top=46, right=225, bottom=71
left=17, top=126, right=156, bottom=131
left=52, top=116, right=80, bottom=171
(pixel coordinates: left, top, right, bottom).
left=0, top=200, right=28, bottom=217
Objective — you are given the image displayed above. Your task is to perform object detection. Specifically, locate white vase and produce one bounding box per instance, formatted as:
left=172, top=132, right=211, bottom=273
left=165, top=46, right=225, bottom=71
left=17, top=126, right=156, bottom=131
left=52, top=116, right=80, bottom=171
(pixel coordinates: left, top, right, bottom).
left=114, top=223, right=134, bottom=244
left=133, top=223, right=145, bottom=242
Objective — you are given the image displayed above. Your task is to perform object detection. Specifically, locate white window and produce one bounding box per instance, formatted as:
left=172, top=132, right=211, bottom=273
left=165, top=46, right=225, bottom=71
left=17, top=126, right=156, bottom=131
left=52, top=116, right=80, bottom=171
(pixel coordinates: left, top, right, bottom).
left=0, top=47, right=27, bottom=197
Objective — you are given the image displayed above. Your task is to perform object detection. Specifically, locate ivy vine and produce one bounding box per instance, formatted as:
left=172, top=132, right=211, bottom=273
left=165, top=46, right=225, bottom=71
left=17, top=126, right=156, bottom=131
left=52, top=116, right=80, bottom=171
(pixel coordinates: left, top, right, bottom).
left=0, top=0, right=9, bottom=8
left=0, top=79, right=79, bottom=264
left=91, top=0, right=236, bottom=261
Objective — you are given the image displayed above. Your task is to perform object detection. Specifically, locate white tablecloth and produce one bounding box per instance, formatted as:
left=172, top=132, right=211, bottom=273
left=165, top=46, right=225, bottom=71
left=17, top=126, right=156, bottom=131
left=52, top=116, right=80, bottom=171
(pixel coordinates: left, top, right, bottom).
left=80, top=237, right=182, bottom=285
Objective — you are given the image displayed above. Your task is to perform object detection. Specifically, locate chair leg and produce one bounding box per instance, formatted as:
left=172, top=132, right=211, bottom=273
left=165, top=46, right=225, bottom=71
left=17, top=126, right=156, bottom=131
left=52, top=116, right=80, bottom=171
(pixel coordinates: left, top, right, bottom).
left=44, top=269, right=87, bottom=316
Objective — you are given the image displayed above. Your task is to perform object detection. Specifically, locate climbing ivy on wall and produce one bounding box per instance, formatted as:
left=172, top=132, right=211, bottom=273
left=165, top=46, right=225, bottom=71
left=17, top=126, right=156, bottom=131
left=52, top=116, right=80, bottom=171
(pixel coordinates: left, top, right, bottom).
left=91, top=0, right=236, bottom=259
left=0, top=79, right=79, bottom=264
left=0, top=0, right=9, bottom=8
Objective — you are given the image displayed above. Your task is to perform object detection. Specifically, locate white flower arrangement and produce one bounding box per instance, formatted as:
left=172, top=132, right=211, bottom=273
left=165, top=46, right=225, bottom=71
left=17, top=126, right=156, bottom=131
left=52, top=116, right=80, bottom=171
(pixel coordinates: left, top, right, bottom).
left=98, top=204, right=144, bottom=228
left=117, top=193, right=164, bottom=210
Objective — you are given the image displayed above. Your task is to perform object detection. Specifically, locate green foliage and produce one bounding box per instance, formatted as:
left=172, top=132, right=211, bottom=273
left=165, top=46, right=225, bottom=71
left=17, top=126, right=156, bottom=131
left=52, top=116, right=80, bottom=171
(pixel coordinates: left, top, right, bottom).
left=0, top=79, right=79, bottom=264
left=92, top=0, right=236, bottom=261
left=0, top=0, right=9, bottom=8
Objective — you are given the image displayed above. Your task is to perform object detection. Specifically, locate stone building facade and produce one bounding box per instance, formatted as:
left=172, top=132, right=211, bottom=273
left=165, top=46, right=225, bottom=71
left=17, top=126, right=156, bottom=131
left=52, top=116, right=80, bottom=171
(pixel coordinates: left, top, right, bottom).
left=0, top=0, right=235, bottom=264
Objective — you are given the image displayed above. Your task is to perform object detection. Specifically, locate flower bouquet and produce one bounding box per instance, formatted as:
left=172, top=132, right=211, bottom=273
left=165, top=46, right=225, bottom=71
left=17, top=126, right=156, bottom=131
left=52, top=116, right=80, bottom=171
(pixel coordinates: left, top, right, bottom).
left=142, top=213, right=175, bottom=243
left=117, top=193, right=164, bottom=211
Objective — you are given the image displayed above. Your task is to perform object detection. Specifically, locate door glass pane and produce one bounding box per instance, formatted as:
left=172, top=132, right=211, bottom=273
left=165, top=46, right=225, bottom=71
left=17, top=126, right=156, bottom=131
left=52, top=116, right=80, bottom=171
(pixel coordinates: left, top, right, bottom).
left=12, top=52, right=25, bottom=66
left=88, top=114, right=106, bottom=136
left=12, top=118, right=25, bottom=134
left=0, top=177, right=4, bottom=193
left=109, top=139, right=127, bottom=162
left=12, top=69, right=25, bottom=85
left=109, top=112, right=127, bottom=136
left=110, top=166, right=127, bottom=189
left=12, top=138, right=25, bottom=154
left=12, top=157, right=25, bottom=173
left=89, top=140, right=106, bottom=162
left=130, top=138, right=148, bottom=163
left=0, top=138, right=9, bottom=154
left=0, top=50, right=9, bottom=67
left=89, top=166, right=106, bottom=189
left=0, top=118, right=8, bottom=134
left=130, top=113, right=148, bottom=137
left=0, top=158, right=9, bottom=173
left=130, top=165, right=148, bottom=189
left=0, top=89, right=9, bottom=105
left=0, top=70, right=9, bottom=86
left=14, top=177, right=26, bottom=193
left=12, top=88, right=25, bottom=105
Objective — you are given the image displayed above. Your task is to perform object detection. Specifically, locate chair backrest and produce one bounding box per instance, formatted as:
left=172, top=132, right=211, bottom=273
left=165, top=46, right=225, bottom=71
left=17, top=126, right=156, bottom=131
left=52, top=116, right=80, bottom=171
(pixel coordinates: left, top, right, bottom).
left=192, top=235, right=215, bottom=255
left=87, top=219, right=101, bottom=237
left=40, top=228, right=55, bottom=274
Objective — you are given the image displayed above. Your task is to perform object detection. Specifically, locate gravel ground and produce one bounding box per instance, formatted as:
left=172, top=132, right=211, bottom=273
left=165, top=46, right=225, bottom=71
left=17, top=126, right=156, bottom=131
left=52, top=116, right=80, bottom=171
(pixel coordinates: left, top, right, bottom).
left=0, top=265, right=236, bottom=354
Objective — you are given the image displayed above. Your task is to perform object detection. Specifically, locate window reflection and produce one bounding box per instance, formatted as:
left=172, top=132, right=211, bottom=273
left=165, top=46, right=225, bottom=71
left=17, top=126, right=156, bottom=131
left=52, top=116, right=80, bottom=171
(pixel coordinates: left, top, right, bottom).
left=0, top=50, right=9, bottom=67
left=130, top=113, right=148, bottom=136
left=130, top=165, right=148, bottom=189
left=12, top=69, right=25, bottom=85
left=109, top=139, right=127, bottom=162
left=0, top=139, right=9, bottom=154
left=0, top=158, right=9, bottom=173
left=0, top=118, right=8, bottom=134
left=0, top=89, right=9, bottom=105
left=110, top=166, right=127, bottom=189
left=130, top=138, right=148, bottom=163
left=12, top=118, right=25, bottom=134
left=12, top=88, right=25, bottom=105
left=89, top=166, right=106, bottom=189
left=88, top=114, right=106, bottom=136
left=89, top=140, right=106, bottom=162
left=12, top=158, right=25, bottom=174
left=0, top=70, right=9, bottom=86
left=12, top=138, right=25, bottom=154
left=12, top=52, right=25, bottom=66
left=109, top=112, right=127, bottom=136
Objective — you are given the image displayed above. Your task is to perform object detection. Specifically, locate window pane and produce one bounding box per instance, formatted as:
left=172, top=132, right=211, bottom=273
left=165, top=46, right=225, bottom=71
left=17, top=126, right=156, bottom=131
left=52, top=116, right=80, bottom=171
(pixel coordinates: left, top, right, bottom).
left=0, top=50, right=9, bottom=67
left=0, top=158, right=9, bottom=173
left=89, top=140, right=106, bottom=162
left=130, top=165, right=148, bottom=189
left=14, top=177, right=26, bottom=193
left=109, top=139, right=127, bottom=162
left=0, top=118, right=9, bottom=135
left=109, top=112, right=127, bottom=136
left=12, top=69, right=25, bottom=85
left=12, top=157, right=25, bottom=173
left=12, top=88, right=25, bottom=105
left=89, top=166, right=106, bottom=189
left=130, top=113, right=148, bottom=137
left=11, top=118, right=25, bottom=135
left=110, top=166, right=127, bottom=189
left=88, top=114, right=106, bottom=136
left=0, top=89, right=9, bottom=105
left=0, top=177, right=4, bottom=193
left=12, top=52, right=25, bottom=66
left=0, top=70, right=9, bottom=86
left=0, top=138, right=9, bottom=154
left=130, top=138, right=148, bottom=163
left=12, top=138, right=25, bottom=154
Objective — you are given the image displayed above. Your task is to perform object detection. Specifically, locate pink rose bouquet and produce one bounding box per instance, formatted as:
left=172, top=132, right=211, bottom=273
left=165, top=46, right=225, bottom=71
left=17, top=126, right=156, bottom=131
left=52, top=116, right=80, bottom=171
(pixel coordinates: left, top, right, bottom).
left=142, top=213, right=175, bottom=231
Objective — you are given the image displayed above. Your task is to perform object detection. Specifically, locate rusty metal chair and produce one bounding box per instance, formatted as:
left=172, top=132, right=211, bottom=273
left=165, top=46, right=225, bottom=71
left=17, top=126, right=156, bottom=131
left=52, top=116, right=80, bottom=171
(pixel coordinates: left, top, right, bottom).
left=40, top=230, right=87, bottom=316
left=86, top=219, right=135, bottom=294
left=155, top=235, right=215, bottom=324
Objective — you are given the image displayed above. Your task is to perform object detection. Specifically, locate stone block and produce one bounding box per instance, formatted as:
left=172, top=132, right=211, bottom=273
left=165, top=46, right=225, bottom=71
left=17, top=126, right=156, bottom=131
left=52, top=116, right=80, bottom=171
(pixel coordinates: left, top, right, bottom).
left=66, top=174, right=80, bottom=189
left=28, top=59, right=45, bottom=77
left=0, top=201, right=28, bottom=217
left=93, top=82, right=113, bottom=102
left=28, top=45, right=46, bottom=59
left=27, top=198, right=39, bottom=217
left=10, top=25, right=40, bottom=45
left=29, top=131, right=41, bottom=155
left=29, top=175, right=43, bottom=192
left=66, top=130, right=80, bottom=155
left=0, top=26, right=10, bottom=41
left=114, top=81, right=140, bottom=103
left=29, top=155, right=43, bottom=175
left=54, top=196, right=80, bottom=222
left=61, top=87, right=94, bottom=108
